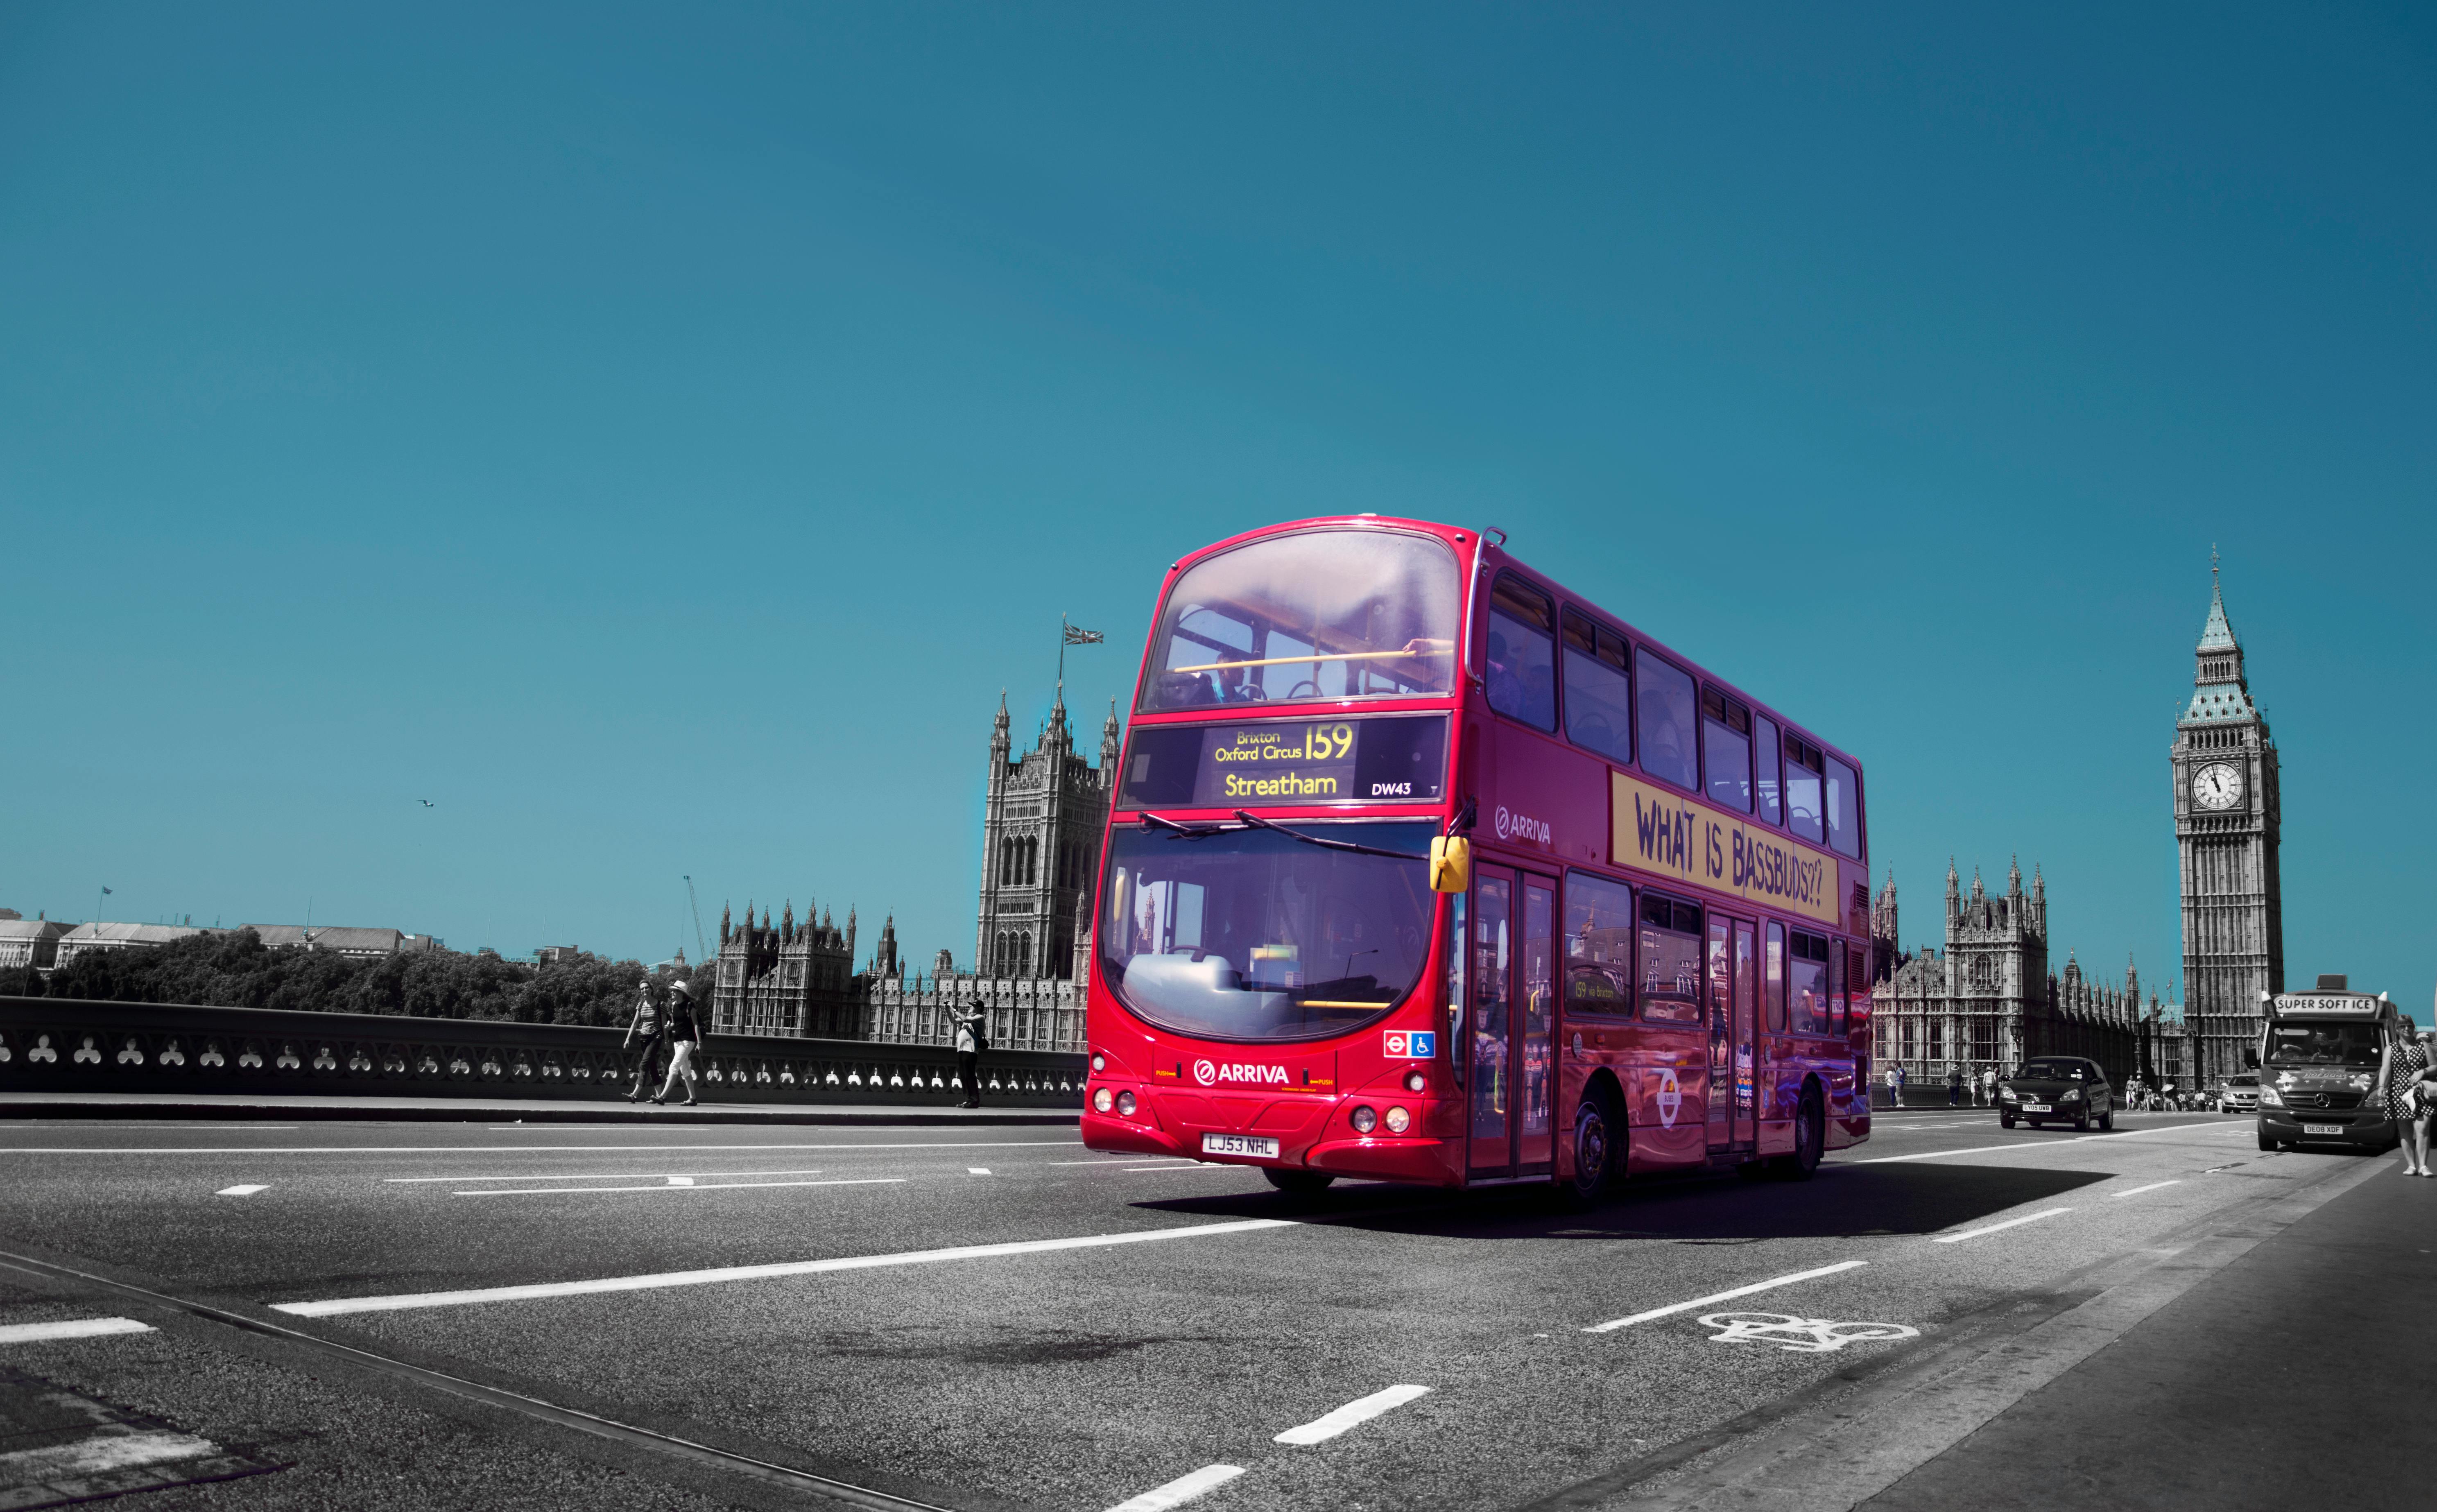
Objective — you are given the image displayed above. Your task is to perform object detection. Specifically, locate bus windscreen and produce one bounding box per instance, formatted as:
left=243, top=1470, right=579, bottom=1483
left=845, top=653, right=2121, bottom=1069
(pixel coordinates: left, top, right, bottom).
left=1100, top=819, right=1436, bottom=1042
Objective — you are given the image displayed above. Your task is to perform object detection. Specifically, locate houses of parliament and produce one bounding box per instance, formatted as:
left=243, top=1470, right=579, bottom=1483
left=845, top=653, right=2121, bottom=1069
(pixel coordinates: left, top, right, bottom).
left=717, top=570, right=2286, bottom=1092
left=1871, top=566, right=2283, bottom=1091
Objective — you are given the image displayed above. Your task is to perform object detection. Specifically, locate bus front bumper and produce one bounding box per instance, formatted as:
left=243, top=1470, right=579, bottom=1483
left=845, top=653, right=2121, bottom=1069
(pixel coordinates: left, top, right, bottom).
left=1081, top=1102, right=1463, bottom=1185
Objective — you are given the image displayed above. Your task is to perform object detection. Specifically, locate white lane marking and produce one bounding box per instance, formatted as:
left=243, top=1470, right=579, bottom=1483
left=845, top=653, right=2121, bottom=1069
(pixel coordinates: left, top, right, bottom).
left=1104, top=1463, right=1246, bottom=1512
left=1933, top=1208, right=2073, bottom=1243
left=216, top=1184, right=269, bottom=1196
left=0, top=1317, right=155, bottom=1344
left=274, top=1218, right=1298, bottom=1315
left=1, top=1427, right=219, bottom=1476
left=454, top=1177, right=905, bottom=1197
left=387, top=1167, right=833, bottom=1184
left=1274, top=1384, right=1432, bottom=1444
left=0, top=1139, right=1083, bottom=1155
left=968, top=1168, right=992, bottom=1175
left=1584, top=1261, right=1869, bottom=1333
left=1856, top=1125, right=2198, bottom=1163
left=1123, top=1165, right=1231, bottom=1172
left=2112, top=1180, right=2182, bottom=1198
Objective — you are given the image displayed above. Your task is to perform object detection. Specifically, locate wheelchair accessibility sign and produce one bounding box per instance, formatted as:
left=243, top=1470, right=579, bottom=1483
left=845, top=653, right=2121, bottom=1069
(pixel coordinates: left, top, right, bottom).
left=1383, top=1030, right=1437, bottom=1058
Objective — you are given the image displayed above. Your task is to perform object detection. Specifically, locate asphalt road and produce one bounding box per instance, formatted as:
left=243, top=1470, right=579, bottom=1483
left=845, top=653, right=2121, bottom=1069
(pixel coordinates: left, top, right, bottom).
left=0, top=1109, right=2405, bottom=1510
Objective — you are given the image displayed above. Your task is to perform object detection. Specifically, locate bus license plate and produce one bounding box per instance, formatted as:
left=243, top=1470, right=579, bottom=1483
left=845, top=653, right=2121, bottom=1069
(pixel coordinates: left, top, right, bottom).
left=1202, top=1133, right=1280, bottom=1159
left=2303, top=1124, right=2344, bottom=1136
left=2021, top=1103, right=2052, bottom=1114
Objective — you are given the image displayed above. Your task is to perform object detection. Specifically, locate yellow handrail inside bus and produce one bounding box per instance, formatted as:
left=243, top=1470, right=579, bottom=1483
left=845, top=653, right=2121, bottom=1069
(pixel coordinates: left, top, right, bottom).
left=1298, top=999, right=1393, bottom=1008
left=1165, top=649, right=1441, bottom=675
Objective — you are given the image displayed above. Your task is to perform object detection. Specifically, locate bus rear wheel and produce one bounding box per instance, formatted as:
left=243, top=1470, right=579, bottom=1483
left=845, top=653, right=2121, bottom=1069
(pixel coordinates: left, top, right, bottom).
left=1262, top=1168, right=1335, bottom=1196
left=1772, top=1089, right=1824, bottom=1181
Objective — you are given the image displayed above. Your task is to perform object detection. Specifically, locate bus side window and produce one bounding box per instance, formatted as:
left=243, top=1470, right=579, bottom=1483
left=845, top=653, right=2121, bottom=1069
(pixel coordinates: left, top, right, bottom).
left=1636, top=648, right=1699, bottom=792
left=1486, top=576, right=1557, bottom=732
left=1765, top=921, right=1786, bottom=1032
left=1753, top=716, right=1783, bottom=826
left=1637, top=893, right=1704, bottom=1024
left=1825, top=755, right=1861, bottom=859
left=1561, top=611, right=1632, bottom=765
left=1562, top=870, right=1634, bottom=1016
left=1789, top=929, right=1828, bottom=1035
left=1785, top=736, right=1825, bottom=844
left=1702, top=687, right=1753, bottom=813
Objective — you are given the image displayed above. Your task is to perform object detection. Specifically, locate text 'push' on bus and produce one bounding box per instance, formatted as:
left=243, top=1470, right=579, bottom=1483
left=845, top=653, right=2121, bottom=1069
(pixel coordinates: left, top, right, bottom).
left=1081, top=516, right=1874, bottom=1197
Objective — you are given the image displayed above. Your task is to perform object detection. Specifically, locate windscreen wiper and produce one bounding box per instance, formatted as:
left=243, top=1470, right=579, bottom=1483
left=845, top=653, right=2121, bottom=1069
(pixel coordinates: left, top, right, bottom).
left=1231, top=810, right=1430, bottom=862
left=1139, top=813, right=1223, bottom=838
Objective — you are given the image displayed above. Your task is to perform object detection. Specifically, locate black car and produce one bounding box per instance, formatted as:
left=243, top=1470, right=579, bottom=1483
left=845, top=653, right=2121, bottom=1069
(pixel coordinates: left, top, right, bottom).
left=2000, top=1057, right=2115, bottom=1131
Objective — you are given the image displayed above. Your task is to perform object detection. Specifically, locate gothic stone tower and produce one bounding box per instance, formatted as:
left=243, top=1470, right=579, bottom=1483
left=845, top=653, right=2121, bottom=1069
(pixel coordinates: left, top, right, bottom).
left=975, top=690, right=1121, bottom=980
left=1947, top=857, right=2049, bottom=1066
left=2173, top=566, right=2283, bottom=1088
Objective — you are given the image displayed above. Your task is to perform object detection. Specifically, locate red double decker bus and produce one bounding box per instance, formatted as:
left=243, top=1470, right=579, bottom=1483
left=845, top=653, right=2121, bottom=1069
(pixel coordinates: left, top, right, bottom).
left=1081, top=516, right=1872, bottom=1196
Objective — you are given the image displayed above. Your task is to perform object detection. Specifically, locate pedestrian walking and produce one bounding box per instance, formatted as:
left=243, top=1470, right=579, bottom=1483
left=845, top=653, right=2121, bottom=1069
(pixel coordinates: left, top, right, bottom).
left=1946, top=1066, right=1964, bottom=1107
left=623, top=981, right=665, bottom=1103
left=2375, top=1014, right=2431, bottom=1176
left=1981, top=1066, right=1998, bottom=1108
left=1893, top=1064, right=1908, bottom=1107
left=1884, top=1064, right=1900, bottom=1109
left=652, top=977, right=706, bottom=1106
left=950, top=999, right=987, bottom=1109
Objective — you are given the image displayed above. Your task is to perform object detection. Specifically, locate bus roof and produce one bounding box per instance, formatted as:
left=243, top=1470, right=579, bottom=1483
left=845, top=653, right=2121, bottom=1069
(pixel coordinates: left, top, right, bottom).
left=1154, top=514, right=1864, bottom=779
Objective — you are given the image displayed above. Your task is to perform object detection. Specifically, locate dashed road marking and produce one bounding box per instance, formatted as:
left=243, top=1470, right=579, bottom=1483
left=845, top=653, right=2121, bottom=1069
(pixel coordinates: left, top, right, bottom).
left=1855, top=1124, right=2200, bottom=1163
left=1274, top=1384, right=1431, bottom=1444
left=453, top=1177, right=903, bottom=1197
left=215, top=1184, right=268, bottom=1197
left=968, top=1168, right=992, bottom=1175
left=0, top=1317, right=155, bottom=1344
left=1104, top=1463, right=1245, bottom=1512
left=1933, top=1208, right=2073, bottom=1243
left=387, top=1168, right=831, bottom=1184
left=273, top=1218, right=1298, bottom=1315
left=2112, top=1180, right=2181, bottom=1197
left=1584, top=1261, right=1869, bottom=1333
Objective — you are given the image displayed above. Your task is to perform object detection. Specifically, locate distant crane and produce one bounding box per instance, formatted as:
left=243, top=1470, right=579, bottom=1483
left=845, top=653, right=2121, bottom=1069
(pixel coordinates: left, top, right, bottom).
left=682, top=876, right=710, bottom=967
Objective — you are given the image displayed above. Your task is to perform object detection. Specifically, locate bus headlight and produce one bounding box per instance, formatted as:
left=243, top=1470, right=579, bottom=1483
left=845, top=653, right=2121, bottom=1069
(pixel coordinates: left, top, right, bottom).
left=2258, top=1086, right=2283, bottom=1107
left=1404, top=1070, right=1427, bottom=1093
left=1117, top=1091, right=1138, bottom=1117
left=1351, top=1105, right=1378, bottom=1134
left=1384, top=1106, right=1412, bottom=1134
left=1093, top=1087, right=1113, bottom=1113
left=1091, top=1053, right=1106, bottom=1073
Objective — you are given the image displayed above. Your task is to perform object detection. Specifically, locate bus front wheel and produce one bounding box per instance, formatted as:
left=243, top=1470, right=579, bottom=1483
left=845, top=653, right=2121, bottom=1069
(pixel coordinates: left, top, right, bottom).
left=1565, top=1086, right=1623, bottom=1203
left=1263, top=1168, right=1335, bottom=1195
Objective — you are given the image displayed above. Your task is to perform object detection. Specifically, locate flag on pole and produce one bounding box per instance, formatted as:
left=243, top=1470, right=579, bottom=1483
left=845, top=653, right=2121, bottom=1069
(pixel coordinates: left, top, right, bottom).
left=1063, top=625, right=1103, bottom=646
left=100, top=887, right=111, bottom=896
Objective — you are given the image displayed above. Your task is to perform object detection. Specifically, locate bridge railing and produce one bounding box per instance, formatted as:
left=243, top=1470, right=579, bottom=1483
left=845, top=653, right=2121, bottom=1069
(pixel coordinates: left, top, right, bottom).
left=0, top=996, right=1085, bottom=1106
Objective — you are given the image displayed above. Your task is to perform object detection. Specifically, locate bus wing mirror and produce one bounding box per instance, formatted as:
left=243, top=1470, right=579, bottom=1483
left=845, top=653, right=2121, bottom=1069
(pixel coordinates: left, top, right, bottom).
left=2242, top=1046, right=2260, bottom=1069
left=1430, top=835, right=1471, bottom=894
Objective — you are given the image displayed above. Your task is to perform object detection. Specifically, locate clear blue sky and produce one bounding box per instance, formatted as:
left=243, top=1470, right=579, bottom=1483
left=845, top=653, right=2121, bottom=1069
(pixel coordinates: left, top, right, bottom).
left=5, top=5, right=2430, bottom=1007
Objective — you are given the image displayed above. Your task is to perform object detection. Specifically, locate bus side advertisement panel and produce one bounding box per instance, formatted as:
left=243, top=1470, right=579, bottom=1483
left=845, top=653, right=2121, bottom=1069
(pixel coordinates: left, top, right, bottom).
left=1608, top=772, right=1841, bottom=926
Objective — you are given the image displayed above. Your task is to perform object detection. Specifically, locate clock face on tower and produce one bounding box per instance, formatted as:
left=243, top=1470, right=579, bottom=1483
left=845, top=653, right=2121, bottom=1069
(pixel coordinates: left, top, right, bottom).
left=2191, top=761, right=2245, bottom=810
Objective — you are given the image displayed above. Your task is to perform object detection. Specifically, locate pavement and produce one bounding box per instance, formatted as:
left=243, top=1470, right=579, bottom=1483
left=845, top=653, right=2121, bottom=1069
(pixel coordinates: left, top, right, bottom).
left=0, top=1106, right=2420, bottom=1510
left=0, top=1091, right=1077, bottom=1126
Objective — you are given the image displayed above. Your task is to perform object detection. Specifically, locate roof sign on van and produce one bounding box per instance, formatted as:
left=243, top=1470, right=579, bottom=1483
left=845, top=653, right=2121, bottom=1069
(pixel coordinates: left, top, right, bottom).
left=2270, top=993, right=2382, bottom=1016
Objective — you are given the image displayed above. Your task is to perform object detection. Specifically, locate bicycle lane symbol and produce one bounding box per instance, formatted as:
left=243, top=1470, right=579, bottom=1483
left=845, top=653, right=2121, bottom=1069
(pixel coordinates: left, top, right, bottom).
left=1697, top=1312, right=1921, bottom=1354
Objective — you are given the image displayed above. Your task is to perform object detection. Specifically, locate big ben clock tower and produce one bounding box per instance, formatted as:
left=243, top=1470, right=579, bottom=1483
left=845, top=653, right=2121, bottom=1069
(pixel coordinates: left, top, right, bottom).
left=2172, top=558, right=2283, bottom=1089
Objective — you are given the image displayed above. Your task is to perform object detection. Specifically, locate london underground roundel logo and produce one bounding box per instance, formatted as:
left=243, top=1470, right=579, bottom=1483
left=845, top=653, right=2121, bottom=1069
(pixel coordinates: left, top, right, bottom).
left=1657, top=1068, right=1682, bottom=1128
left=1193, top=1059, right=1217, bottom=1086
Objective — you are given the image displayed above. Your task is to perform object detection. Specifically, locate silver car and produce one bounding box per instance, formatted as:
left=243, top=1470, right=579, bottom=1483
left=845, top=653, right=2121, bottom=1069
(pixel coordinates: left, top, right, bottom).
left=2219, top=1074, right=2261, bottom=1113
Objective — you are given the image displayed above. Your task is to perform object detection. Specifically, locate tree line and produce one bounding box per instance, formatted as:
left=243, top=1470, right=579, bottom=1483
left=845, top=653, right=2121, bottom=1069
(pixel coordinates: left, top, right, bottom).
left=0, top=928, right=711, bottom=1027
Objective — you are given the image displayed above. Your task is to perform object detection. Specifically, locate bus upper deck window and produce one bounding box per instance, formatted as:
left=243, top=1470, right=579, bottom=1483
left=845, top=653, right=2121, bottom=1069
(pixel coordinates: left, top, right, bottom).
left=1785, top=736, right=1825, bottom=844
left=1825, top=755, right=1861, bottom=859
left=1635, top=649, right=1699, bottom=792
left=1486, top=577, right=1556, bottom=732
left=1142, top=528, right=1461, bottom=711
left=1702, top=687, right=1752, bottom=813
left=1561, top=610, right=1631, bottom=765
left=1753, top=716, right=1782, bottom=826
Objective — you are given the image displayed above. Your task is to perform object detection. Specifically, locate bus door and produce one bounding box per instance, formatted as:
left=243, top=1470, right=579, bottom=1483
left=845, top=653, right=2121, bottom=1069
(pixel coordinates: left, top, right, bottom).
left=1468, top=867, right=1557, bottom=1179
left=1707, top=914, right=1758, bottom=1152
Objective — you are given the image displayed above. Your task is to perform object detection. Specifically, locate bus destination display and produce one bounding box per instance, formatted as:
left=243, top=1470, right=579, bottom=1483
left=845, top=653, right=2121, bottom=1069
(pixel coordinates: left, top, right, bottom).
left=1120, top=715, right=1447, bottom=809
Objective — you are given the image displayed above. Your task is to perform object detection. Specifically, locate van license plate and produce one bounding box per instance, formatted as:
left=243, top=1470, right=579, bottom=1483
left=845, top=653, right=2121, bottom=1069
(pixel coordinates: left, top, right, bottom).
left=2303, top=1124, right=2344, bottom=1136
left=1202, top=1133, right=1280, bottom=1159
left=2021, top=1103, right=2052, bottom=1114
